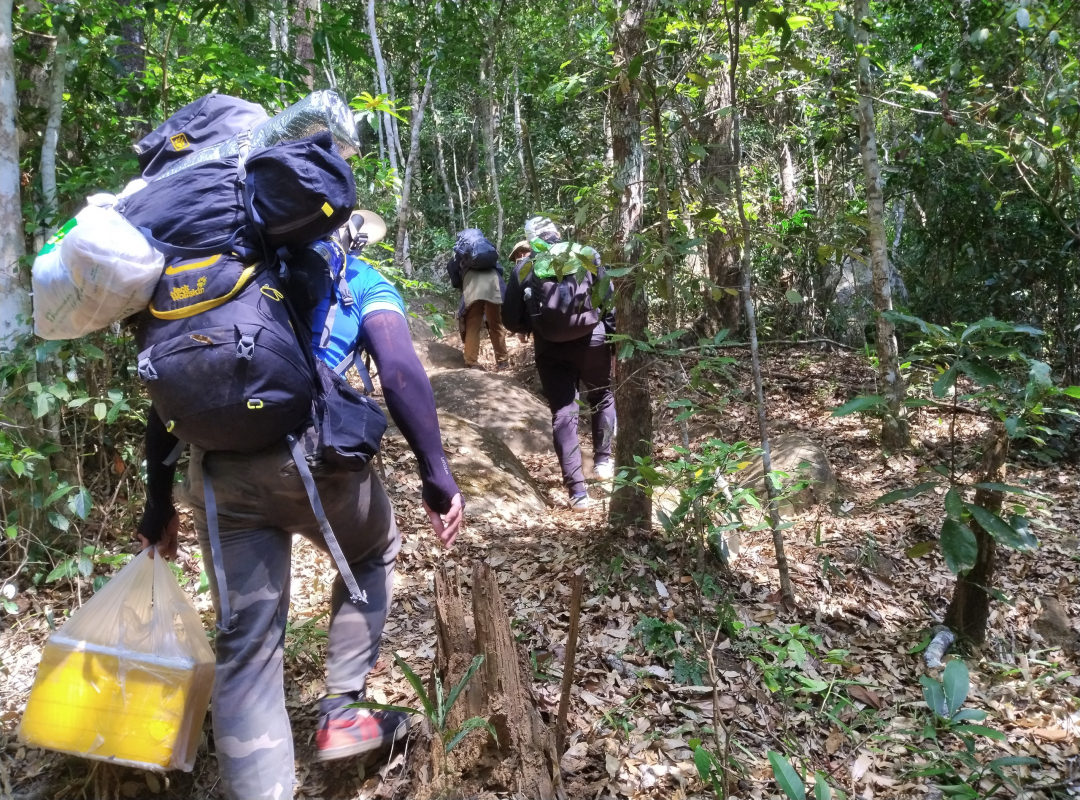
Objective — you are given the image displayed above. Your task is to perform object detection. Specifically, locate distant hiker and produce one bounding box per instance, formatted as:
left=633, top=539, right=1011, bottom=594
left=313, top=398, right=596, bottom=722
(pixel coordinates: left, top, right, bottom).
left=446, top=228, right=509, bottom=370
left=502, top=216, right=616, bottom=511
left=138, top=210, right=464, bottom=800
left=509, top=239, right=531, bottom=262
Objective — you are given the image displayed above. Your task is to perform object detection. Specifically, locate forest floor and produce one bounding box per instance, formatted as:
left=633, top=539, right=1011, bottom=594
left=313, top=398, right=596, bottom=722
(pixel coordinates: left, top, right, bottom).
left=2, top=341, right=1079, bottom=800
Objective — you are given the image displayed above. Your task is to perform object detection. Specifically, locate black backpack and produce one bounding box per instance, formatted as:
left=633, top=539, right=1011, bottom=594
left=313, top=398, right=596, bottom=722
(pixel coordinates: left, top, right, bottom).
left=521, top=257, right=602, bottom=342
left=134, top=94, right=269, bottom=181
left=447, top=228, right=499, bottom=289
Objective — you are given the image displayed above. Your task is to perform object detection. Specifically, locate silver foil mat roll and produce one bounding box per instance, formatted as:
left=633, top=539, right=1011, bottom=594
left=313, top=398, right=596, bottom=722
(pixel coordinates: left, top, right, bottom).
left=152, top=90, right=360, bottom=181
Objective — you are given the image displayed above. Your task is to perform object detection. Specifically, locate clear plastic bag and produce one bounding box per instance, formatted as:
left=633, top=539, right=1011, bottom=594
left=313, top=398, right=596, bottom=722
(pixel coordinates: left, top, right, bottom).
left=32, top=204, right=164, bottom=340
left=19, top=550, right=215, bottom=772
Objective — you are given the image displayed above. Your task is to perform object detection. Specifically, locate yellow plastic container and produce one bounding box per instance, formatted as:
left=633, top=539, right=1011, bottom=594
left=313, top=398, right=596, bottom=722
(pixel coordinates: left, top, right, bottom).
left=18, top=550, right=215, bottom=772
left=20, top=637, right=214, bottom=770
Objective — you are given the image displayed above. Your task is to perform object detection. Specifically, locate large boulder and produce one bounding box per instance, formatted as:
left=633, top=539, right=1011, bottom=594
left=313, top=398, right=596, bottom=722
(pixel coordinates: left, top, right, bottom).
left=414, top=339, right=467, bottom=372
left=737, top=433, right=837, bottom=512
left=428, top=369, right=553, bottom=456
left=388, top=413, right=548, bottom=517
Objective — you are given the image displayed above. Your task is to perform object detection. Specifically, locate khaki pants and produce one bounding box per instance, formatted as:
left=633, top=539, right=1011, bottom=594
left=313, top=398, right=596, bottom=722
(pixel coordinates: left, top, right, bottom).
left=463, top=300, right=508, bottom=366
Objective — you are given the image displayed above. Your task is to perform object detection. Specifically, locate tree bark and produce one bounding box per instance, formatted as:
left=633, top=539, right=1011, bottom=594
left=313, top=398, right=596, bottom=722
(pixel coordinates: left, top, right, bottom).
left=395, top=64, right=435, bottom=273
left=115, top=0, right=146, bottom=132
left=854, top=0, right=908, bottom=450
left=700, top=29, right=741, bottom=334
left=367, top=0, right=399, bottom=179
left=944, top=424, right=1009, bottom=644
left=40, top=23, right=66, bottom=237
left=422, top=565, right=566, bottom=800
left=725, top=2, right=795, bottom=608
left=291, top=0, right=318, bottom=90
left=480, top=57, right=504, bottom=249
left=0, top=0, right=29, bottom=351
left=452, top=144, right=468, bottom=227
left=608, top=0, right=654, bottom=531
left=269, top=0, right=289, bottom=103
left=432, top=101, right=457, bottom=232
left=647, top=70, right=676, bottom=332
left=779, top=140, right=797, bottom=217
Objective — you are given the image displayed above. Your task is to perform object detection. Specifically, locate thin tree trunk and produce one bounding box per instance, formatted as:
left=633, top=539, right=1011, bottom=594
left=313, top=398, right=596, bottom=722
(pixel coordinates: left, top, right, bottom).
left=0, top=0, right=29, bottom=351
left=386, top=70, right=406, bottom=169
left=854, top=0, right=908, bottom=450
left=647, top=71, right=675, bottom=332
left=269, top=1, right=288, bottom=104
left=291, top=0, right=318, bottom=91
left=725, top=2, right=795, bottom=607
left=432, top=103, right=457, bottom=232
left=520, top=116, right=541, bottom=211
left=40, top=24, right=66, bottom=238
left=367, top=0, right=399, bottom=179
left=115, top=0, right=146, bottom=131
left=513, top=68, right=526, bottom=180
left=395, top=64, right=435, bottom=273
left=608, top=0, right=654, bottom=531
left=452, top=144, right=468, bottom=228
left=944, top=424, right=1009, bottom=643
left=700, top=10, right=741, bottom=334
left=480, top=58, right=504, bottom=249
left=408, top=59, right=423, bottom=197
left=779, top=140, right=797, bottom=217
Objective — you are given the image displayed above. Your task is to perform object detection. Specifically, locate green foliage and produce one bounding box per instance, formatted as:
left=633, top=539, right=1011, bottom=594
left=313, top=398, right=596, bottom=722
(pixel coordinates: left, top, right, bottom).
left=352, top=652, right=496, bottom=754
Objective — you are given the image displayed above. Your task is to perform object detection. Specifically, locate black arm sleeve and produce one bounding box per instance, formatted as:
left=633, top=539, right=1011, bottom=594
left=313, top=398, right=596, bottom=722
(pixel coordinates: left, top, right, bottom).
left=139, top=405, right=180, bottom=542
left=364, top=310, right=461, bottom=513
left=501, top=263, right=530, bottom=334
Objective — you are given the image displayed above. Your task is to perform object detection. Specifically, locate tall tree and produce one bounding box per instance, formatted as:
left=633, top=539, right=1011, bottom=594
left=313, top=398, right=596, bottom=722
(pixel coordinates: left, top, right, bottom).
left=608, top=0, right=655, bottom=530
left=479, top=55, right=504, bottom=248
left=367, top=0, right=399, bottom=179
left=854, top=0, right=908, bottom=449
left=395, top=63, right=435, bottom=272
left=39, top=23, right=66, bottom=238
left=0, top=0, right=28, bottom=350
left=292, top=0, right=318, bottom=90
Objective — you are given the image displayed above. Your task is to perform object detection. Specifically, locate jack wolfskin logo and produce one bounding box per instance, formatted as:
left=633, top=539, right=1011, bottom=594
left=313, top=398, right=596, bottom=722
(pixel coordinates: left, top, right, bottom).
left=170, top=133, right=191, bottom=151
left=170, top=277, right=207, bottom=301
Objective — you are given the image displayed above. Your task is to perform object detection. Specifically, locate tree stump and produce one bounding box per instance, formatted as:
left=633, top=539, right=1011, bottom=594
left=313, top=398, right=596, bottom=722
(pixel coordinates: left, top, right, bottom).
left=415, top=563, right=565, bottom=800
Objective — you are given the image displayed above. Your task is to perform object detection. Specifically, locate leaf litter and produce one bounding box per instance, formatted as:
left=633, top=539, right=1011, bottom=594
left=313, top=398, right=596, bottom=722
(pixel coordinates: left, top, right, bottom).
left=1, top=347, right=1079, bottom=798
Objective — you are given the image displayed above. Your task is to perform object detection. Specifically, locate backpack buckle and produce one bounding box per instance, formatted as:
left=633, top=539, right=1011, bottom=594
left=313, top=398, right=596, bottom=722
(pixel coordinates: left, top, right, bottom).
left=236, top=333, right=255, bottom=361
left=137, top=356, right=158, bottom=382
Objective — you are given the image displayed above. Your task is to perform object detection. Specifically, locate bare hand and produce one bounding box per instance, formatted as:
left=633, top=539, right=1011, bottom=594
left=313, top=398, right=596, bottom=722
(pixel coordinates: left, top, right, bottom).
left=424, top=493, right=464, bottom=548
left=137, top=511, right=180, bottom=560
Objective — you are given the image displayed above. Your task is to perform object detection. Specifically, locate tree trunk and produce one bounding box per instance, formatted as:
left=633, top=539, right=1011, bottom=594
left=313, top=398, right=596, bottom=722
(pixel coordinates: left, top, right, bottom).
left=269, top=0, right=289, bottom=104
left=432, top=102, right=457, bottom=233
left=115, top=0, right=146, bottom=132
left=647, top=71, right=676, bottom=332
left=779, top=140, right=797, bottom=217
left=291, top=0, right=318, bottom=90
left=386, top=70, right=406, bottom=169
left=701, top=30, right=741, bottom=334
left=395, top=64, right=435, bottom=273
left=725, top=3, right=795, bottom=607
left=608, top=0, right=654, bottom=531
left=480, top=57, right=504, bottom=249
left=453, top=144, right=468, bottom=227
left=854, top=0, right=908, bottom=450
left=944, top=424, right=1009, bottom=644
left=367, top=0, right=399, bottom=179
left=40, top=24, right=66, bottom=237
left=0, top=0, right=29, bottom=351
left=421, top=564, right=566, bottom=800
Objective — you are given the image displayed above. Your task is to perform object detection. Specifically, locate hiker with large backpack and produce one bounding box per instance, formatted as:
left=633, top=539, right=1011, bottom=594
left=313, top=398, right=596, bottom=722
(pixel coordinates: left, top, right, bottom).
left=122, top=94, right=462, bottom=800
left=502, top=217, right=616, bottom=512
left=446, top=228, right=509, bottom=370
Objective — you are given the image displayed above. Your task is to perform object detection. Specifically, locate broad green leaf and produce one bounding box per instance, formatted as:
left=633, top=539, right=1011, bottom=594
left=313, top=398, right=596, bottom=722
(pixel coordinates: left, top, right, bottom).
left=69, top=487, right=92, bottom=521
left=785, top=289, right=804, bottom=304
left=831, top=396, right=885, bottom=417
left=445, top=716, right=498, bottom=752
left=46, top=557, right=77, bottom=583
left=875, top=481, right=938, bottom=505
left=987, top=756, right=1039, bottom=769
left=693, top=745, right=713, bottom=781
left=1062, top=386, right=1080, bottom=398
left=920, top=674, right=946, bottom=717
left=33, top=392, right=52, bottom=420
left=954, top=724, right=1005, bottom=740
left=814, top=773, right=833, bottom=800
left=47, top=511, right=70, bottom=532
left=444, top=654, right=485, bottom=724
left=768, top=751, right=805, bottom=800
left=350, top=701, right=422, bottom=716
left=905, top=541, right=937, bottom=558
left=1016, top=7, right=1030, bottom=28
left=77, top=556, right=93, bottom=578
left=933, top=365, right=959, bottom=398
left=973, top=482, right=1050, bottom=500
left=43, top=483, right=76, bottom=507
left=958, top=360, right=1003, bottom=387
left=392, top=652, right=435, bottom=721
left=966, top=503, right=1036, bottom=550
left=943, top=659, right=969, bottom=717
left=940, top=519, right=978, bottom=574
left=944, top=488, right=964, bottom=520
left=950, top=708, right=988, bottom=722
left=94, top=402, right=107, bottom=421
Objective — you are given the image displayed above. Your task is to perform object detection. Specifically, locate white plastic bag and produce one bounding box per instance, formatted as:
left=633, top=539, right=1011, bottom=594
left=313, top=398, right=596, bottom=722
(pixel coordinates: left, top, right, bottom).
left=19, top=550, right=215, bottom=771
left=32, top=204, right=163, bottom=340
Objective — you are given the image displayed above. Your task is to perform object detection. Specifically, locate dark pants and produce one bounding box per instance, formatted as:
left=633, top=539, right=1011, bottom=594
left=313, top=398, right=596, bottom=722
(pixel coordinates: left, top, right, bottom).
left=535, top=332, right=616, bottom=496
left=180, top=443, right=399, bottom=800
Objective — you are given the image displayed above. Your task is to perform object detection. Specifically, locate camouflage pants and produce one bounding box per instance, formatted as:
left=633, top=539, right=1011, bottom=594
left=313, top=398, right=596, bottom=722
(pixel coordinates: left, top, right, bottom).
left=181, top=443, right=400, bottom=800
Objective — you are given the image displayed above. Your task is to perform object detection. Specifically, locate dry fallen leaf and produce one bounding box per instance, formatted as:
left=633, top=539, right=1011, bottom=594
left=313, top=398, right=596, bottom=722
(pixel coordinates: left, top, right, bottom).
left=847, top=684, right=885, bottom=710
left=825, top=726, right=845, bottom=755
left=1033, top=727, right=1070, bottom=742
left=851, top=752, right=873, bottom=783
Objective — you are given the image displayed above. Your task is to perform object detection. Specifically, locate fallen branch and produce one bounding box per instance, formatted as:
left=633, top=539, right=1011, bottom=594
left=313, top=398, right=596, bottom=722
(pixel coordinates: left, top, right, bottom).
left=555, top=571, right=584, bottom=755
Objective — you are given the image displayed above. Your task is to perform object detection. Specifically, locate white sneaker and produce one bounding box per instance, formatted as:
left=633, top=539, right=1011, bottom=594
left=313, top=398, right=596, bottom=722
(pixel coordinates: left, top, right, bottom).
left=592, top=459, right=614, bottom=480
left=569, top=493, right=593, bottom=512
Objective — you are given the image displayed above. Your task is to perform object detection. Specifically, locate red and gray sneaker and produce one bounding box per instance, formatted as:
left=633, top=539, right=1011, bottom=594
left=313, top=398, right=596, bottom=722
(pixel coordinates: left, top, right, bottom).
left=315, top=691, right=409, bottom=761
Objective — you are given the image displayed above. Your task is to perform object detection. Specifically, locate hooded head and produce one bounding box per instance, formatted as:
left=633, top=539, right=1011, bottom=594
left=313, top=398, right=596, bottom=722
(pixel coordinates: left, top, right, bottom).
left=524, top=216, right=561, bottom=244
